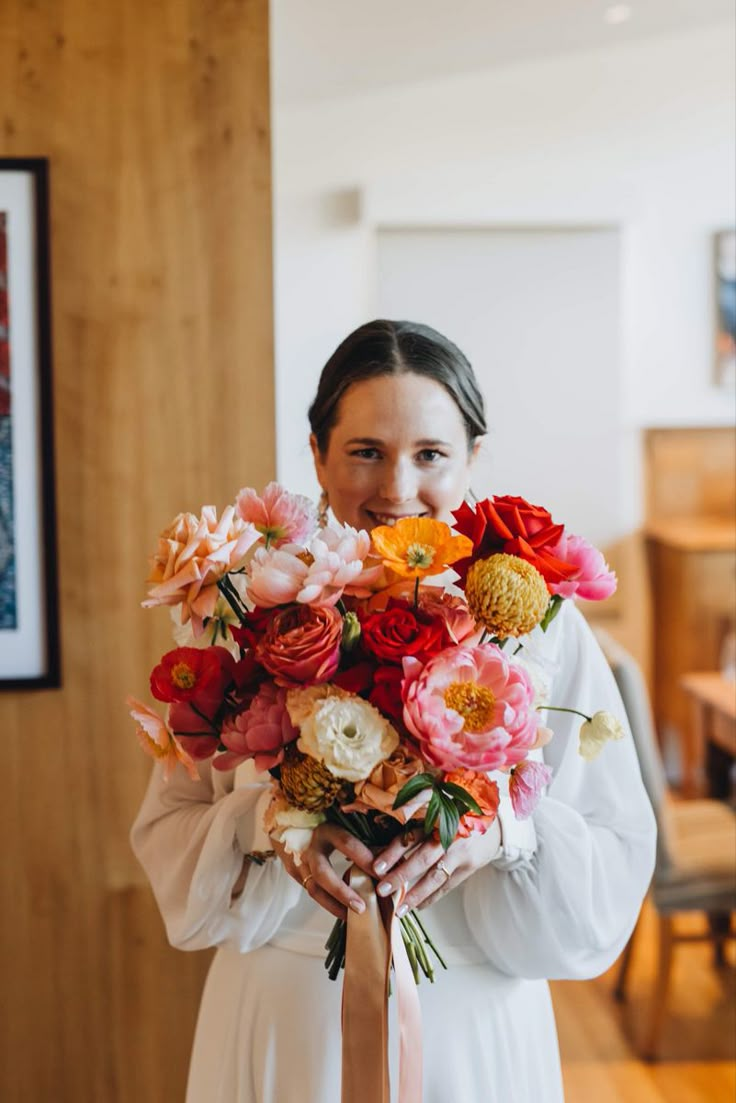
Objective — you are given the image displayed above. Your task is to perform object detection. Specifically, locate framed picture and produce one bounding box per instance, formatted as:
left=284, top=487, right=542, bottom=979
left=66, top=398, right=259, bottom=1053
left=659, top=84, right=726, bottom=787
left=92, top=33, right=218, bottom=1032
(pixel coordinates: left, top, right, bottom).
left=0, top=158, right=60, bottom=689
left=714, top=229, right=736, bottom=389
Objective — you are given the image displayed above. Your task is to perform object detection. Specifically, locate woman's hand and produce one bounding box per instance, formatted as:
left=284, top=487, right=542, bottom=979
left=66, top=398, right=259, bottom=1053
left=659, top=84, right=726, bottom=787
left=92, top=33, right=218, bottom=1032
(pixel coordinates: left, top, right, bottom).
left=272, top=823, right=377, bottom=922
left=371, top=819, right=502, bottom=915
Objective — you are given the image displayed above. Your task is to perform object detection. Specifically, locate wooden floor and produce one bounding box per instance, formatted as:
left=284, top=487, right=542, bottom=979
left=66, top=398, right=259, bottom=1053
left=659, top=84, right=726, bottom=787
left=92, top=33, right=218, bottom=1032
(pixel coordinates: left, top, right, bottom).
left=551, top=898, right=736, bottom=1102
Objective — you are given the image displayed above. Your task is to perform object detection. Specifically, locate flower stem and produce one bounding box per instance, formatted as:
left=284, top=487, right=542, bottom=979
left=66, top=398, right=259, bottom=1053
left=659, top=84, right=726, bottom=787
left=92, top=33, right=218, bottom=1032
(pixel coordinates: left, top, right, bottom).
left=537, top=704, right=592, bottom=721
left=414, top=577, right=420, bottom=608
left=411, top=909, right=448, bottom=969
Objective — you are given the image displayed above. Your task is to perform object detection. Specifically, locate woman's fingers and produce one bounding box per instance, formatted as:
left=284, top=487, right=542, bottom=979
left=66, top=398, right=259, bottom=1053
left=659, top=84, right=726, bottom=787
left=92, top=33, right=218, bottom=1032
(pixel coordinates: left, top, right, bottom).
left=375, top=838, right=445, bottom=899
left=310, top=851, right=366, bottom=916
left=318, top=824, right=376, bottom=876
left=372, top=825, right=423, bottom=877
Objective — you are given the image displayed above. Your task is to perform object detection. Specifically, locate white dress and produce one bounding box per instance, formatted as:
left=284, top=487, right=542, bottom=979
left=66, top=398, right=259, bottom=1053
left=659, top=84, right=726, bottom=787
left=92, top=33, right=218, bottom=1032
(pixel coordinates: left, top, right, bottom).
left=130, top=601, right=656, bottom=1102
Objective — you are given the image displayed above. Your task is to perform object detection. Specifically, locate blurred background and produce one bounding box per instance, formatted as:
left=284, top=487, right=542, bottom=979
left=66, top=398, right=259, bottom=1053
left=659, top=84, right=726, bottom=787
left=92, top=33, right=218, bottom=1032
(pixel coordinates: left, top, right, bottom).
left=0, top=1, right=733, bottom=1100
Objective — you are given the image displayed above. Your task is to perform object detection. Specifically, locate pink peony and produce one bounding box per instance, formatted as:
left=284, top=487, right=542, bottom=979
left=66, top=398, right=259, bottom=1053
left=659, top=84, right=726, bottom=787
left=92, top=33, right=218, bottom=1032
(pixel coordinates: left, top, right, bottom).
left=401, top=644, right=540, bottom=772
left=127, top=697, right=199, bottom=781
left=547, top=533, right=617, bottom=601
left=236, top=482, right=316, bottom=547
left=247, top=545, right=310, bottom=608
left=143, top=506, right=259, bottom=636
left=246, top=522, right=382, bottom=609
left=300, top=523, right=383, bottom=604
left=509, top=759, right=553, bottom=819
left=214, top=683, right=298, bottom=772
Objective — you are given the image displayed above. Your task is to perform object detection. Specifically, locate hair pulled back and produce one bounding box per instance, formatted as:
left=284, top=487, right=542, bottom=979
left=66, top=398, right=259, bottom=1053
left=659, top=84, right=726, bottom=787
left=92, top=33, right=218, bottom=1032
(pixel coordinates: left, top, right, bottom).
left=308, top=319, right=487, bottom=455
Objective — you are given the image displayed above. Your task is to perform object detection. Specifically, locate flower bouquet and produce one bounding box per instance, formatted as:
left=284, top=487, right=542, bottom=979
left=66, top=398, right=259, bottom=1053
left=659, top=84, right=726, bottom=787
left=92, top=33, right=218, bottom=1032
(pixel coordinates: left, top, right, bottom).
left=129, top=483, right=622, bottom=984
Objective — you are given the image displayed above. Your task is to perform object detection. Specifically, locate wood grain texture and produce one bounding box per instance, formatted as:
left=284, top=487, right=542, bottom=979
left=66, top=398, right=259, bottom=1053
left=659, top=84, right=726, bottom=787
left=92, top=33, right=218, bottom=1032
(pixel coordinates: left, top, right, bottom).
left=0, top=2, right=273, bottom=1100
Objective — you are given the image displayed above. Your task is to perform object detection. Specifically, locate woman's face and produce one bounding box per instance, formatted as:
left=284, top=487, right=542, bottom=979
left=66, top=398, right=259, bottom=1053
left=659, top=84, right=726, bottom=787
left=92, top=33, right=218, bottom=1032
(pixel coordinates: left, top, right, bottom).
left=311, top=373, right=480, bottom=532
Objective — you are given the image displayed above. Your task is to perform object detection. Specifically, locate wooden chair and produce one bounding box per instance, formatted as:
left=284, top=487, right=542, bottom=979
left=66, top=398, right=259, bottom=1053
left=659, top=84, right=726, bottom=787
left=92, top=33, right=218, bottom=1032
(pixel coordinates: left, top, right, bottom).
left=595, top=629, right=736, bottom=1059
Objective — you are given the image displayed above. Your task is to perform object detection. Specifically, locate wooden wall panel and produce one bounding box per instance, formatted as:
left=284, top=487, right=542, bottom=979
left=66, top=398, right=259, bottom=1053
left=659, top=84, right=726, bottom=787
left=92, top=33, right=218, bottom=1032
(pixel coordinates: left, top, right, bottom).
left=0, top=2, right=274, bottom=1099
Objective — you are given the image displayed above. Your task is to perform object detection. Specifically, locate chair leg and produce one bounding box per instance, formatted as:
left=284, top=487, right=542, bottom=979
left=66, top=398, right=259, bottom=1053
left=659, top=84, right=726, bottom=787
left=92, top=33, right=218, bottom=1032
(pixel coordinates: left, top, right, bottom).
left=643, top=913, right=674, bottom=1061
left=614, top=918, right=638, bottom=1002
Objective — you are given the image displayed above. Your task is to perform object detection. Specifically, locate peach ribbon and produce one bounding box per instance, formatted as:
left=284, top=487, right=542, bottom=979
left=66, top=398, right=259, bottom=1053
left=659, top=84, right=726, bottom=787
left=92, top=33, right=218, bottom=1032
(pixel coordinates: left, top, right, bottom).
left=341, top=868, right=423, bottom=1103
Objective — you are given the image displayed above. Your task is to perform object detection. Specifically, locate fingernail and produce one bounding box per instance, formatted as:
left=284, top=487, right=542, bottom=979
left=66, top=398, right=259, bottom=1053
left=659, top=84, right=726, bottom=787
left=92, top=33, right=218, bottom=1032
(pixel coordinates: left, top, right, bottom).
left=377, top=882, right=393, bottom=897
left=396, top=904, right=408, bottom=918
left=349, top=898, right=365, bottom=914
left=374, top=860, right=387, bottom=875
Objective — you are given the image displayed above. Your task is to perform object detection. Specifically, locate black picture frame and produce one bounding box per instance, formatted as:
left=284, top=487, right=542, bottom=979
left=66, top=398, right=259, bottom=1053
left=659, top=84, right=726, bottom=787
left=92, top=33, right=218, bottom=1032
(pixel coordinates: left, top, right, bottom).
left=0, top=157, right=60, bottom=689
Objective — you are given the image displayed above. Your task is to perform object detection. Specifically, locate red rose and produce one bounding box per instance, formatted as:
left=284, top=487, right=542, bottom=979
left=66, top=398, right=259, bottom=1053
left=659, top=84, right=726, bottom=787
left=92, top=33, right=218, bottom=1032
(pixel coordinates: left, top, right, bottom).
left=150, top=646, right=235, bottom=709
left=256, top=604, right=342, bottom=686
left=359, top=598, right=450, bottom=665
left=333, top=660, right=375, bottom=695
left=369, top=666, right=404, bottom=724
left=452, top=496, right=578, bottom=585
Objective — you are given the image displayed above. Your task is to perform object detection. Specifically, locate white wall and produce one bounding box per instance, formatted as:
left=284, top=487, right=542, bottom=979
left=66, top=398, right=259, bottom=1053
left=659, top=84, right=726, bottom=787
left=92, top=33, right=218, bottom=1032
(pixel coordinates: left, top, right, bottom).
left=273, top=23, right=735, bottom=524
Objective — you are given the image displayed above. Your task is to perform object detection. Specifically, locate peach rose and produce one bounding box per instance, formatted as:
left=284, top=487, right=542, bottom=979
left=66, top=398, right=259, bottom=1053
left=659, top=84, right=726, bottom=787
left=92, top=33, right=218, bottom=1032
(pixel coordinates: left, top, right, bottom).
left=341, top=747, right=430, bottom=822
left=256, top=604, right=343, bottom=686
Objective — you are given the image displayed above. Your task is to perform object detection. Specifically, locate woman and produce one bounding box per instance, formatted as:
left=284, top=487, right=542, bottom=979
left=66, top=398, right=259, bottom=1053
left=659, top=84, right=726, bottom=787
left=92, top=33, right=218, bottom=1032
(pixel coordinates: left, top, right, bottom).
left=131, top=319, right=656, bottom=1102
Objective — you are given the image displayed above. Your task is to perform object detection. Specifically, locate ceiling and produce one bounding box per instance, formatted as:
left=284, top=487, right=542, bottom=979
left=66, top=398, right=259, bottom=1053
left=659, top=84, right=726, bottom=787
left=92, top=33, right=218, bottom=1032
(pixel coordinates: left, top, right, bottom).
left=271, top=0, right=734, bottom=106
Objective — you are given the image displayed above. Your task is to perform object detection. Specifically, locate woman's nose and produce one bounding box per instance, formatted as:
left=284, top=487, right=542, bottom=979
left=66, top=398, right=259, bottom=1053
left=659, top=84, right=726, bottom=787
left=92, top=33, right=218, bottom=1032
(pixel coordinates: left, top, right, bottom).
left=380, top=460, right=417, bottom=503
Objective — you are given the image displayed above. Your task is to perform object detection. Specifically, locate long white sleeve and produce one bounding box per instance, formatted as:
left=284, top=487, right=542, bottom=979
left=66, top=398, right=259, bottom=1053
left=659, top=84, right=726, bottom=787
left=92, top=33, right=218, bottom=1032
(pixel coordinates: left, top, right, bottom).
left=130, top=758, right=300, bottom=952
left=462, top=601, right=656, bottom=980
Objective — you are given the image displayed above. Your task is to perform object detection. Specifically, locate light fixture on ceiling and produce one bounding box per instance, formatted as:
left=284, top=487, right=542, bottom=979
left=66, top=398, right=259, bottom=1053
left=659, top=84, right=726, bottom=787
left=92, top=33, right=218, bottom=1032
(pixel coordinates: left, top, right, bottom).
left=604, top=4, right=632, bottom=24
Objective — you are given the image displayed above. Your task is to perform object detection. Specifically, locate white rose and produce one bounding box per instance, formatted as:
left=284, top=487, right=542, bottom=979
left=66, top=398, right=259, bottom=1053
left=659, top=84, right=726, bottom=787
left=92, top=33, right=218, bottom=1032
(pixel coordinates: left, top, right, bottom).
left=578, top=711, right=625, bottom=761
left=298, top=696, right=399, bottom=782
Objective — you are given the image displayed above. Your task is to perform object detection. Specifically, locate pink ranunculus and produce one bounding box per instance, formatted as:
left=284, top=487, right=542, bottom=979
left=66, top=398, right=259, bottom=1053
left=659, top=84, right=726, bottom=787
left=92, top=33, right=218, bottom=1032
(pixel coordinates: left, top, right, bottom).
left=142, top=506, right=260, bottom=636
left=256, top=604, right=343, bottom=686
left=246, top=544, right=310, bottom=608
left=214, top=683, right=298, bottom=772
left=547, top=533, right=617, bottom=601
left=509, top=759, right=553, bottom=819
left=298, top=523, right=383, bottom=605
left=401, top=644, right=540, bottom=772
left=236, top=482, right=316, bottom=547
left=127, top=697, right=200, bottom=781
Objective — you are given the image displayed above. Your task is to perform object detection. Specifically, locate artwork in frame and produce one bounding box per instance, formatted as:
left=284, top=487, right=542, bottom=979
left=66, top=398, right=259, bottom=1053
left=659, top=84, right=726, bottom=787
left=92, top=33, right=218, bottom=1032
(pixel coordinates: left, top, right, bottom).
left=0, top=158, right=60, bottom=689
left=714, top=228, right=736, bottom=389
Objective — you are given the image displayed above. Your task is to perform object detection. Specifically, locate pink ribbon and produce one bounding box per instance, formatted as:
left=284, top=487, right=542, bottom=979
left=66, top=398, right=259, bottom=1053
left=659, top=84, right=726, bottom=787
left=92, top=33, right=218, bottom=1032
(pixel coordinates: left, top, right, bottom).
left=341, top=868, right=423, bottom=1103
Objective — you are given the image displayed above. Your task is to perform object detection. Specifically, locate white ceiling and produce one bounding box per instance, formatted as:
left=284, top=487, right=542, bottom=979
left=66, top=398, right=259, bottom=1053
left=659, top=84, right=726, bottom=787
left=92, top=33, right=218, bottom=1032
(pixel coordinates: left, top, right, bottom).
left=271, top=0, right=734, bottom=106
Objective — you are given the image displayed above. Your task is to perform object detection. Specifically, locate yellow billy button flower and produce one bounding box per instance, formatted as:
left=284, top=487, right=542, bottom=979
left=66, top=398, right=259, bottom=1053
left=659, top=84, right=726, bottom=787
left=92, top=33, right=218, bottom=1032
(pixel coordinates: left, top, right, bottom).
left=444, top=681, right=496, bottom=732
left=465, top=553, right=549, bottom=638
left=370, top=517, right=473, bottom=580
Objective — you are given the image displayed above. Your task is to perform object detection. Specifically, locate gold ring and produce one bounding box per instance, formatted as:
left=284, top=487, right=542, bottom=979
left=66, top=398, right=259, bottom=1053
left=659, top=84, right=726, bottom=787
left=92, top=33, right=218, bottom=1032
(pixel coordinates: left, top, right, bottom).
left=301, top=873, right=314, bottom=891
left=436, top=860, right=450, bottom=882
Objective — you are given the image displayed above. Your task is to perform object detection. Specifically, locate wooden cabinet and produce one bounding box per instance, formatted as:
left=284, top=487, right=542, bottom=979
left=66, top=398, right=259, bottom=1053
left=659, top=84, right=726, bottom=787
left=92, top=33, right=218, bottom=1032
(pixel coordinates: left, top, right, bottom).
left=646, top=518, right=736, bottom=794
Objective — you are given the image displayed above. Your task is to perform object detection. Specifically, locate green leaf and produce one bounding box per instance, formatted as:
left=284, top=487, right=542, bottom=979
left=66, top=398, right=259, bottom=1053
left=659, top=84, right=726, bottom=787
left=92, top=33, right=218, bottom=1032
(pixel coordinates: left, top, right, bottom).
left=424, top=791, right=441, bottom=834
left=540, top=594, right=563, bottom=633
left=393, top=773, right=436, bottom=809
left=439, top=781, right=483, bottom=815
left=437, top=798, right=460, bottom=850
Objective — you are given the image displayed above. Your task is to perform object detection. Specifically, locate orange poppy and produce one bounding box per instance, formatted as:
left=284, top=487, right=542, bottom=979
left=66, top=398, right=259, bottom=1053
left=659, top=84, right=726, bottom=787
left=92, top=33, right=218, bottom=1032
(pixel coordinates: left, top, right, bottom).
left=370, top=517, right=473, bottom=579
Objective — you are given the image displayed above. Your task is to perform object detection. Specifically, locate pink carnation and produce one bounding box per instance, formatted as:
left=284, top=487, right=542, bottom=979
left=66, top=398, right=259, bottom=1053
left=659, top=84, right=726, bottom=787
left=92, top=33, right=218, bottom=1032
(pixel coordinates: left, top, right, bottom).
left=214, top=683, right=298, bottom=772
left=509, top=759, right=553, bottom=819
left=401, top=644, right=540, bottom=772
left=236, top=482, right=316, bottom=547
left=547, top=533, right=617, bottom=601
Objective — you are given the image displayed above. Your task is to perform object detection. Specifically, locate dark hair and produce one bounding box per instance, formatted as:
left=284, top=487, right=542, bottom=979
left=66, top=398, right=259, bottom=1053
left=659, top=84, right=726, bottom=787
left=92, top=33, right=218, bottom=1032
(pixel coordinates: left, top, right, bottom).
left=308, top=319, right=487, bottom=455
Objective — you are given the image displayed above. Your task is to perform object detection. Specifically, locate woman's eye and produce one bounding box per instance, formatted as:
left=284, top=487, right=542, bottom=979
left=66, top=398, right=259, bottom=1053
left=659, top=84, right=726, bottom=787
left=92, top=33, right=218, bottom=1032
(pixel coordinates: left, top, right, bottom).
left=351, top=448, right=381, bottom=460
left=417, top=449, right=444, bottom=463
